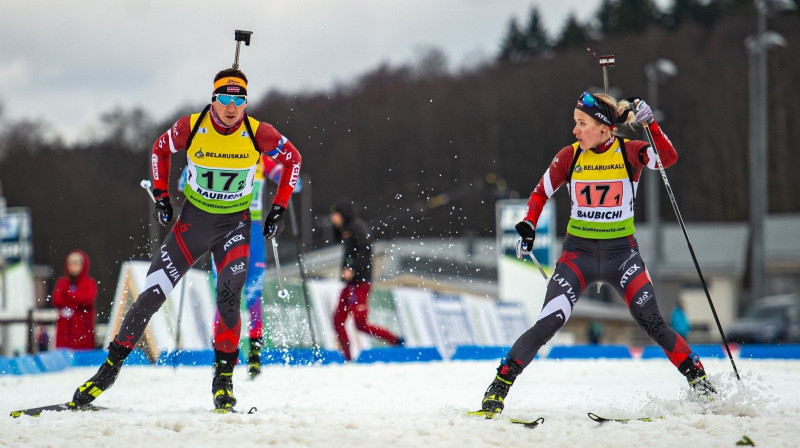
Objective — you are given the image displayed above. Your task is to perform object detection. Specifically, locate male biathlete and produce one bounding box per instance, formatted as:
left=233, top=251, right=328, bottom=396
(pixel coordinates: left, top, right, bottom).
left=71, top=68, right=301, bottom=412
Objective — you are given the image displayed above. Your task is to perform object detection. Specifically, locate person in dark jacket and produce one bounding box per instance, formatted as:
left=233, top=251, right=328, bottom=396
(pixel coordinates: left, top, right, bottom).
left=51, top=249, right=97, bottom=350
left=330, top=200, right=402, bottom=361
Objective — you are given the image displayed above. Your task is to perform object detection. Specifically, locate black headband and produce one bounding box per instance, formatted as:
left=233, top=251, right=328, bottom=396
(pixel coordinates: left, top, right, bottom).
left=575, top=91, right=633, bottom=127
left=213, top=84, right=247, bottom=96
left=575, top=101, right=616, bottom=126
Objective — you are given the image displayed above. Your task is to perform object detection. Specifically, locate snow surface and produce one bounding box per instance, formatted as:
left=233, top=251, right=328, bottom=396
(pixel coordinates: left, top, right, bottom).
left=2, top=358, right=799, bottom=448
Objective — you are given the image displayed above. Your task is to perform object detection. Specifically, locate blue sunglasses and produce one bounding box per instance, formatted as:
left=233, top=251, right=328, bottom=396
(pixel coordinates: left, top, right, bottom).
left=214, top=94, right=247, bottom=107
left=579, top=91, right=597, bottom=108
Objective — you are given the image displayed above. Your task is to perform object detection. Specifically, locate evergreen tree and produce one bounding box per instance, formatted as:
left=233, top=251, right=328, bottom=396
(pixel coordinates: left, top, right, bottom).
left=523, top=7, right=551, bottom=54
left=498, top=7, right=551, bottom=64
left=667, top=0, right=725, bottom=29
left=596, top=0, right=663, bottom=36
left=498, top=18, right=527, bottom=64
left=556, top=13, right=592, bottom=50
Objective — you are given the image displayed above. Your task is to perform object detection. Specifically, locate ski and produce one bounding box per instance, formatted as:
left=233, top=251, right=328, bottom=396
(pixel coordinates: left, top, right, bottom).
left=468, top=410, right=544, bottom=429
left=10, top=402, right=107, bottom=418
left=12, top=402, right=257, bottom=417
left=587, top=412, right=659, bottom=423
left=212, top=406, right=258, bottom=415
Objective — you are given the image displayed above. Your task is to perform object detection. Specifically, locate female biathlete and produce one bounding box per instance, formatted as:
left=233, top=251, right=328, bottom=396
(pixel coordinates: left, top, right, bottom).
left=480, top=91, right=716, bottom=415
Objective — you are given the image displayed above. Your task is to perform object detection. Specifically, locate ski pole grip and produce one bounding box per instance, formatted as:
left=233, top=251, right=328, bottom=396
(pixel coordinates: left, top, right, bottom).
left=140, top=179, right=156, bottom=202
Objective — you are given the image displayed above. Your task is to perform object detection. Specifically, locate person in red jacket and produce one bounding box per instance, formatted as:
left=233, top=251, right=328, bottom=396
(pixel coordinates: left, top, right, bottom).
left=51, top=249, right=97, bottom=350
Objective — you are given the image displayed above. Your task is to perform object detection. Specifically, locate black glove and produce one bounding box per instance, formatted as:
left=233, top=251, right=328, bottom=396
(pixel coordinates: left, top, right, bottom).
left=514, top=220, right=535, bottom=257
left=152, top=189, right=173, bottom=226
left=263, top=204, right=286, bottom=239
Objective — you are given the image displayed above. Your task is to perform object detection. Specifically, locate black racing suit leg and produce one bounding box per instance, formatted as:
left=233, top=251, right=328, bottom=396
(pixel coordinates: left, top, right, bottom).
left=507, top=236, right=599, bottom=368
left=115, top=202, right=211, bottom=349
left=209, top=209, right=252, bottom=357
left=602, top=235, right=693, bottom=367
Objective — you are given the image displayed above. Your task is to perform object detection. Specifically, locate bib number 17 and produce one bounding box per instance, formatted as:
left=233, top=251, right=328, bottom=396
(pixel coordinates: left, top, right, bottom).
left=576, top=181, right=622, bottom=207
left=197, top=168, right=248, bottom=193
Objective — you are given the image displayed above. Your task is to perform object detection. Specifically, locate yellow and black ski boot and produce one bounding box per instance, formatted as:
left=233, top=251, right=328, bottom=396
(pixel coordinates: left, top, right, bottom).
left=679, top=353, right=717, bottom=400
left=481, top=356, right=523, bottom=414
left=73, top=341, right=132, bottom=406
left=247, top=338, right=262, bottom=380
left=212, top=350, right=238, bottom=412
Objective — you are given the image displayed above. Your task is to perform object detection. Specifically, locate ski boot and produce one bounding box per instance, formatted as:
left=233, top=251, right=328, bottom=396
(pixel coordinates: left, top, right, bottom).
left=212, top=350, right=238, bottom=412
left=481, top=356, right=523, bottom=414
left=679, top=352, right=717, bottom=400
left=247, top=338, right=262, bottom=379
left=72, top=341, right=132, bottom=406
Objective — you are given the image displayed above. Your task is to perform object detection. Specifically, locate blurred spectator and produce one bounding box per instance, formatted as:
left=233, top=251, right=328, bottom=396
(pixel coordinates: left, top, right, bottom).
left=587, top=320, right=604, bottom=344
left=51, top=249, right=97, bottom=349
left=330, top=200, right=403, bottom=361
left=37, top=325, right=51, bottom=352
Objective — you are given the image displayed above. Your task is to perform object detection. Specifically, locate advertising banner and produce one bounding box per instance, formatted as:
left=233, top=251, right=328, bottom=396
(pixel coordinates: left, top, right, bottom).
left=0, top=208, right=35, bottom=355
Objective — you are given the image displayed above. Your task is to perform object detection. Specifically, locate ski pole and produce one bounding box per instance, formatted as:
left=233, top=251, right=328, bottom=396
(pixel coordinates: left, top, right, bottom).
left=527, top=253, right=549, bottom=283
left=270, top=238, right=289, bottom=299
left=642, top=124, right=742, bottom=382
left=173, top=277, right=187, bottom=369
left=288, top=198, right=319, bottom=349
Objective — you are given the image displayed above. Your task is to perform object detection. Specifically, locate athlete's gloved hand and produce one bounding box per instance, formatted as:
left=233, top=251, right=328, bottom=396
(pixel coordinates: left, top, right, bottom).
left=516, top=238, right=533, bottom=259
left=514, top=220, right=535, bottom=259
left=629, top=97, right=654, bottom=126
left=263, top=204, right=286, bottom=239
left=152, top=189, right=173, bottom=226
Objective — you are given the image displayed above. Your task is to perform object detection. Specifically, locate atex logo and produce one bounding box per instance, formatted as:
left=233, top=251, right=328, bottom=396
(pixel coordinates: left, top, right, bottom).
left=223, top=233, right=245, bottom=251
left=230, top=261, right=246, bottom=275
left=288, top=163, right=301, bottom=188
left=620, top=263, right=640, bottom=288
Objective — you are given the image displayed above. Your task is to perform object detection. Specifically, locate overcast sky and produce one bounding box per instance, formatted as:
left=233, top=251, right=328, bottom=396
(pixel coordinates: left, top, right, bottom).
left=0, top=0, right=610, bottom=142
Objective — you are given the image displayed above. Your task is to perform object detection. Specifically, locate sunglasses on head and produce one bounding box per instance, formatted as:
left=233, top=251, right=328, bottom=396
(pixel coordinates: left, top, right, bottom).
left=214, top=94, right=247, bottom=107
left=578, top=91, right=598, bottom=108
